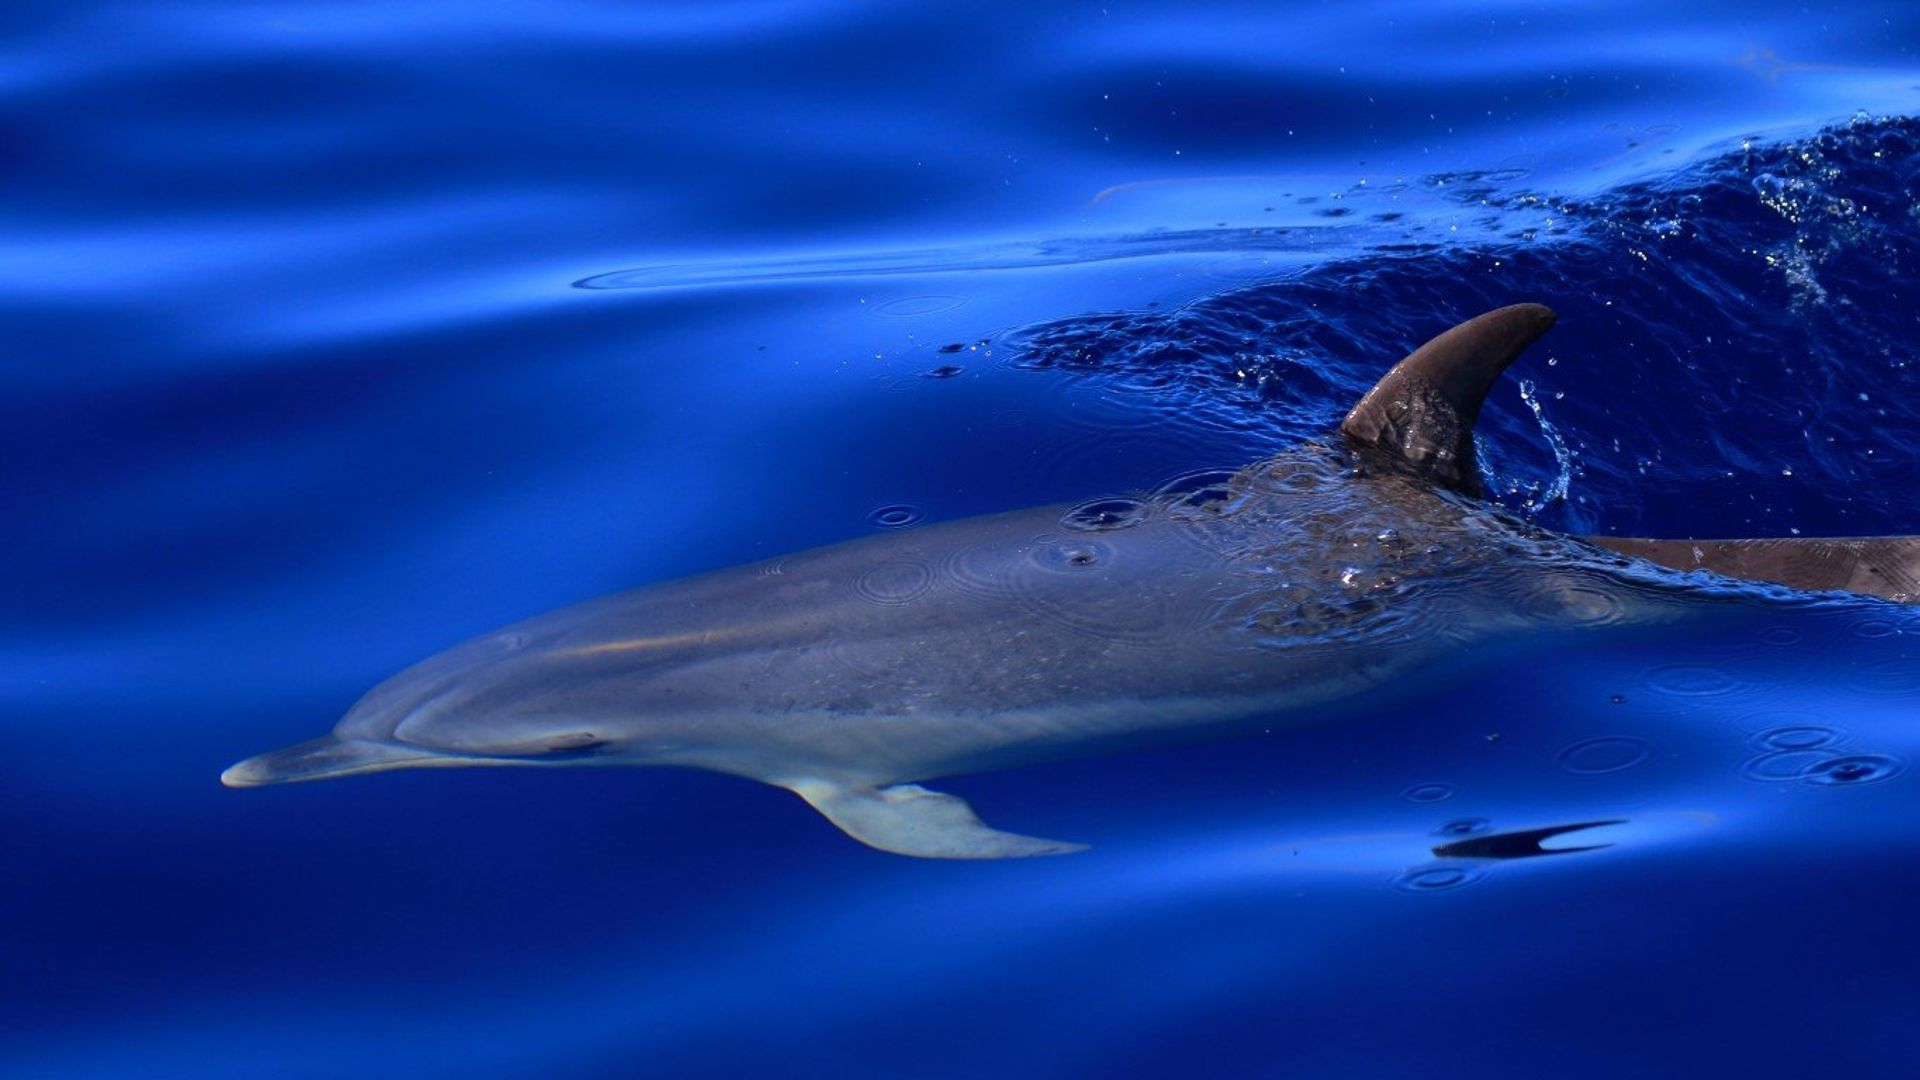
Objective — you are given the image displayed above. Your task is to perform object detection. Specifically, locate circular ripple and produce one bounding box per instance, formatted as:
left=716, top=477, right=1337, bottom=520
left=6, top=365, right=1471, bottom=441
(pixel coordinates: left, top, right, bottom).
left=1432, top=817, right=1493, bottom=838
left=1803, top=754, right=1905, bottom=786
left=866, top=504, right=925, bottom=529
left=1843, top=657, right=1920, bottom=697
left=938, top=531, right=1192, bottom=647
left=1524, top=582, right=1627, bottom=626
left=936, top=536, right=1023, bottom=600
left=1402, top=782, right=1456, bottom=804
left=1751, top=725, right=1842, bottom=752
left=853, top=560, right=935, bottom=607
left=1062, top=497, right=1150, bottom=532
left=1013, top=539, right=1196, bottom=649
left=1739, top=750, right=1834, bottom=782
left=1758, top=626, right=1804, bottom=647
left=873, top=294, right=966, bottom=317
left=1030, top=539, right=1115, bottom=572
left=1646, top=664, right=1746, bottom=698
left=1392, top=865, right=1484, bottom=893
left=1851, top=617, right=1899, bottom=640
left=923, top=364, right=964, bottom=379
left=1554, top=735, right=1655, bottom=776
left=1558, top=584, right=1628, bottom=626
left=1154, top=466, right=1243, bottom=503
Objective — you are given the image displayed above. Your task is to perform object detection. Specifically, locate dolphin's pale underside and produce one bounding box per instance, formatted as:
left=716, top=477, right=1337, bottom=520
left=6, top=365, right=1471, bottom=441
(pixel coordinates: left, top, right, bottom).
left=224, top=305, right=1920, bottom=857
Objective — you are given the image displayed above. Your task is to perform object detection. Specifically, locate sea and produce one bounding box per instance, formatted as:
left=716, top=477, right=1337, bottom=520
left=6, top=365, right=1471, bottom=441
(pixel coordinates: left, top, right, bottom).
left=9, top=1, right=1920, bottom=1076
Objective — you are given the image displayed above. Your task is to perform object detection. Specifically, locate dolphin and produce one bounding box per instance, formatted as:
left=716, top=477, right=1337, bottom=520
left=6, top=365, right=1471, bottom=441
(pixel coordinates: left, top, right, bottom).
left=223, top=304, right=1920, bottom=857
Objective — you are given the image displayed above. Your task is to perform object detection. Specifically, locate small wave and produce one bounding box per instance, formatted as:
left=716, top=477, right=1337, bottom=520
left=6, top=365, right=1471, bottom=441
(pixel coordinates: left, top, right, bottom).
left=995, top=115, right=1920, bottom=540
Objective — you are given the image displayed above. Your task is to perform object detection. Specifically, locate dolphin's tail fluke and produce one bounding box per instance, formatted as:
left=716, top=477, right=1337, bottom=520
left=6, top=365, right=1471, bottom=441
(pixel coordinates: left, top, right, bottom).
left=1340, top=303, right=1557, bottom=497
left=1586, top=535, right=1920, bottom=603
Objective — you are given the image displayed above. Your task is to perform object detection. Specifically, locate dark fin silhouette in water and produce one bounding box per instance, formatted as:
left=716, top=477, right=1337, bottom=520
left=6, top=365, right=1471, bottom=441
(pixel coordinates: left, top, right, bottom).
left=1340, top=303, right=1557, bottom=497
left=1585, top=536, right=1920, bottom=603
left=1431, top=819, right=1624, bottom=861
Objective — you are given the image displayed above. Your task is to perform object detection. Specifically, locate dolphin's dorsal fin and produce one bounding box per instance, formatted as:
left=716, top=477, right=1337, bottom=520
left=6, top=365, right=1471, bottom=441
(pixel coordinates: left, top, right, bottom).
left=1340, top=303, right=1557, bottom=497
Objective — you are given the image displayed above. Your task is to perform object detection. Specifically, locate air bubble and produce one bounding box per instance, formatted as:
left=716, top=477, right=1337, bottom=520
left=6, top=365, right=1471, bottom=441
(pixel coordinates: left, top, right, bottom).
left=1402, top=782, right=1456, bottom=804
left=1392, top=865, right=1484, bottom=893
left=867, top=504, right=925, bottom=529
left=1802, top=754, right=1904, bottom=786
left=1554, top=735, right=1655, bottom=775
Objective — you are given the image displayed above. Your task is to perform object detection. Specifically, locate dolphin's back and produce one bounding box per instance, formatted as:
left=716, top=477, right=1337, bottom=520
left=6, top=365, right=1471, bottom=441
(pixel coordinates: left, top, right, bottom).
left=1586, top=535, right=1920, bottom=601
left=527, top=447, right=1620, bottom=786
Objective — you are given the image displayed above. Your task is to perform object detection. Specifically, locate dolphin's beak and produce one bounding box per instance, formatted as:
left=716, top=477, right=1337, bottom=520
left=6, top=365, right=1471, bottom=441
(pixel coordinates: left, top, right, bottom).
left=220, top=736, right=460, bottom=788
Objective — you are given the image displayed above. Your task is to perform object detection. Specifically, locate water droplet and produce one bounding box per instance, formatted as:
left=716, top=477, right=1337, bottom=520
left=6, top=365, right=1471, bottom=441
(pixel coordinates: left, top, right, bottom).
left=1392, top=865, right=1484, bottom=893
left=866, top=504, right=924, bottom=529
left=1402, top=782, right=1456, bottom=804
left=1432, top=817, right=1492, bottom=838
left=1554, top=735, right=1655, bottom=775
left=1802, top=754, right=1904, bottom=786
left=1608, top=693, right=1627, bottom=705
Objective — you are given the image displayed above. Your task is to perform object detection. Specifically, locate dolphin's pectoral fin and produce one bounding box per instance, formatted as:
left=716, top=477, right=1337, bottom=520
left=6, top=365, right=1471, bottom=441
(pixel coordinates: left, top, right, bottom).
left=787, top=779, right=1088, bottom=859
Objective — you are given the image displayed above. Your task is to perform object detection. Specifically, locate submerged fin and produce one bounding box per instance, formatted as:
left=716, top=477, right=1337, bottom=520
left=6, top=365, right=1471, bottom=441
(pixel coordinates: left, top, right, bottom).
left=1340, top=303, right=1557, bottom=497
left=1588, top=535, right=1920, bottom=602
left=788, top=779, right=1088, bottom=859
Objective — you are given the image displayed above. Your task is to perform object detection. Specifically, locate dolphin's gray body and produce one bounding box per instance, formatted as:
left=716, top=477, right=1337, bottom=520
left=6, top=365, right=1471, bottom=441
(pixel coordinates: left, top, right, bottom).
left=224, top=305, right=1920, bottom=857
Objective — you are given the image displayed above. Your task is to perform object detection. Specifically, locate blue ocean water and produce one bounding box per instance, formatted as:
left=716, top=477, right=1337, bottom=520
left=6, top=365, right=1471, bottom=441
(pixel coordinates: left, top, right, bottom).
left=9, top=1, right=1920, bottom=1075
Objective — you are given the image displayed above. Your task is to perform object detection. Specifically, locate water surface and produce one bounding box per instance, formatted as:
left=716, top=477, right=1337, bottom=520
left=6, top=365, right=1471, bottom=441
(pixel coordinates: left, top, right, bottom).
left=8, top=1, right=1920, bottom=1075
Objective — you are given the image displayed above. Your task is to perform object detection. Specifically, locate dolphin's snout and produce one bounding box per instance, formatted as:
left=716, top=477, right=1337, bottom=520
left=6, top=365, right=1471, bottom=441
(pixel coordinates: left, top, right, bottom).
left=220, top=736, right=456, bottom=788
